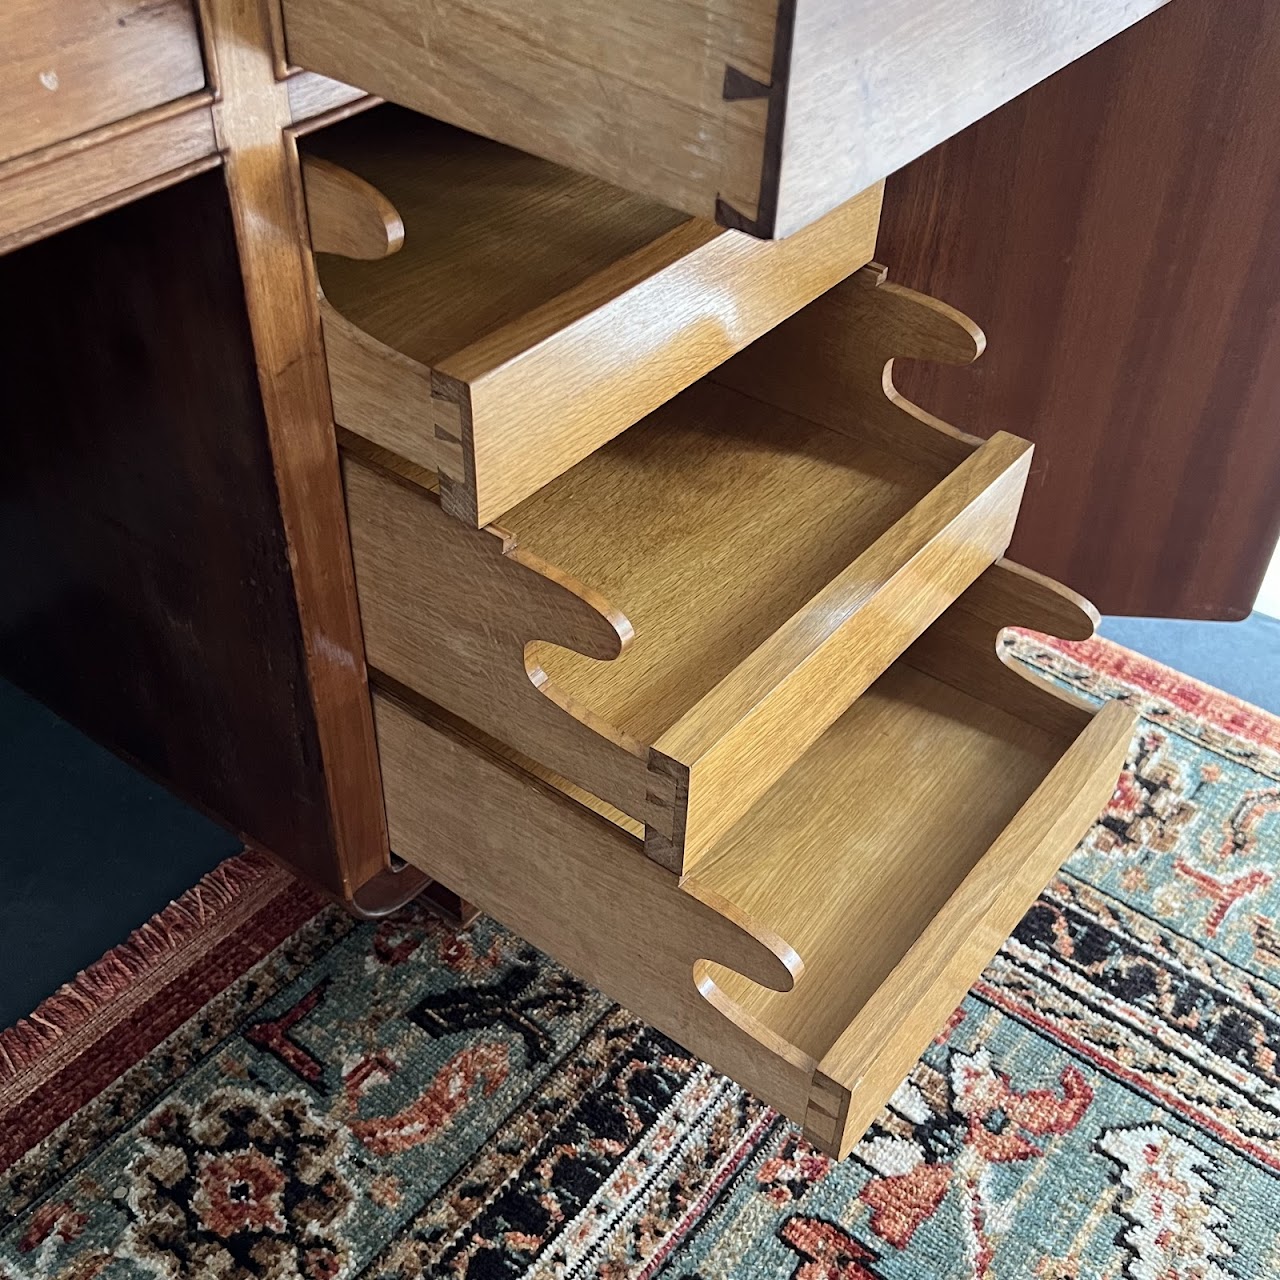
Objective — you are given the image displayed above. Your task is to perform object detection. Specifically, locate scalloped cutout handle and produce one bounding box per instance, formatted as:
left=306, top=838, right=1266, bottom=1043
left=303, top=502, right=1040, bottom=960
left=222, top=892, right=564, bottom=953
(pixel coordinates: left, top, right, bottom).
left=303, top=155, right=405, bottom=260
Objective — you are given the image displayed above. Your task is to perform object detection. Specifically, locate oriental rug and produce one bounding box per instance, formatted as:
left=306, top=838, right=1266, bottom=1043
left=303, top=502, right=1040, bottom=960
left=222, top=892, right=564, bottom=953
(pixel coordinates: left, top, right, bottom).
left=3, top=632, right=1280, bottom=1279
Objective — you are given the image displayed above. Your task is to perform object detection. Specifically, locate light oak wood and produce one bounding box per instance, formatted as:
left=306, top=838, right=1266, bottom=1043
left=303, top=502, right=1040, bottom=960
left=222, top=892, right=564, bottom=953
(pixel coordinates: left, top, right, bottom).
left=278, top=0, right=1168, bottom=235
left=376, top=650, right=1136, bottom=1156
left=286, top=71, right=366, bottom=125
left=343, top=271, right=1037, bottom=873
left=301, top=155, right=403, bottom=259
left=714, top=263, right=985, bottom=468
left=304, top=107, right=882, bottom=524
left=281, top=0, right=780, bottom=228
left=771, top=0, right=1172, bottom=237
left=695, top=668, right=1133, bottom=1154
left=0, top=95, right=218, bottom=254
left=342, top=449, right=654, bottom=824
left=0, top=0, right=206, bottom=166
left=322, top=302, right=434, bottom=457
left=373, top=690, right=813, bottom=1122
left=645, top=431, right=1030, bottom=869
left=204, top=0, right=392, bottom=899
left=904, top=559, right=1104, bottom=741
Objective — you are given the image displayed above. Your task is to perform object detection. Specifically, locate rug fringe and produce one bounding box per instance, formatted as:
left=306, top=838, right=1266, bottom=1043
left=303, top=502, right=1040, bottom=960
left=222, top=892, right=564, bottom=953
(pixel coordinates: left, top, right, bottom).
left=0, top=850, right=278, bottom=1084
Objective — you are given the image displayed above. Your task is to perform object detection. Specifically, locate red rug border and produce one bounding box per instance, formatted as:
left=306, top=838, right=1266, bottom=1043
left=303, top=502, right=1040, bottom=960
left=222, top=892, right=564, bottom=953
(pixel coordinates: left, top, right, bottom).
left=0, top=852, right=329, bottom=1169
left=0, top=851, right=281, bottom=1085
left=1024, top=630, right=1280, bottom=755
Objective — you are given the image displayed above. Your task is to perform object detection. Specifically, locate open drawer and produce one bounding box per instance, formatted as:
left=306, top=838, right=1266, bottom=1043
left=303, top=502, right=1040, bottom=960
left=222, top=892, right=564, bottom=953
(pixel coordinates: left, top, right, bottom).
left=373, top=594, right=1136, bottom=1158
left=279, top=0, right=1167, bottom=237
left=301, top=106, right=883, bottom=526
left=342, top=268, right=1035, bottom=873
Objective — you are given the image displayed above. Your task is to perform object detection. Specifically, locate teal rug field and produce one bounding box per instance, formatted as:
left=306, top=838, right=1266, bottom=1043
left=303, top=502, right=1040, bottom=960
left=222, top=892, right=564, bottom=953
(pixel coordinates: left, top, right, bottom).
left=3, top=631, right=1279, bottom=1278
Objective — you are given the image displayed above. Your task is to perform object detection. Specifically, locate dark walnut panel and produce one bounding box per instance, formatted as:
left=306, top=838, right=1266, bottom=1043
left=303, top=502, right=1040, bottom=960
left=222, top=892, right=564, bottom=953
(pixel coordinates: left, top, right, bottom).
left=878, top=0, right=1280, bottom=619
left=0, top=173, right=337, bottom=872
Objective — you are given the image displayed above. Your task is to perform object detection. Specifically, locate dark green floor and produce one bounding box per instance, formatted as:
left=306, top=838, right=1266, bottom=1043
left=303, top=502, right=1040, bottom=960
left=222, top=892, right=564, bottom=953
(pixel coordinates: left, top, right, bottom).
left=0, top=679, right=239, bottom=1030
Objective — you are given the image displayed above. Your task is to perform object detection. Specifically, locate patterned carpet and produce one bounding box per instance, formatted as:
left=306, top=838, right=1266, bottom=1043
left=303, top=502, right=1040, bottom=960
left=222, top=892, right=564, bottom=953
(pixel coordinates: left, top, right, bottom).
left=3, top=632, right=1280, bottom=1279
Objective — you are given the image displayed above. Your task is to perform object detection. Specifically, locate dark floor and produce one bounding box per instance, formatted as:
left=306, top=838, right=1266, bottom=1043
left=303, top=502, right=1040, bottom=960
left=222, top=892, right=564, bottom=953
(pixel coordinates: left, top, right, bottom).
left=1099, top=611, right=1280, bottom=716
left=0, top=679, right=238, bottom=1030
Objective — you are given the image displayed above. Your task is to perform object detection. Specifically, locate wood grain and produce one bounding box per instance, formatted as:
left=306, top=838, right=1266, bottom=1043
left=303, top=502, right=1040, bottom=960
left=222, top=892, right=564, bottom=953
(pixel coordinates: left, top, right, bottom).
left=903, top=560, right=1102, bottom=742
left=0, top=0, right=206, bottom=165
left=302, top=155, right=403, bottom=259
left=345, top=379, right=944, bottom=839
left=321, top=301, right=434, bottom=459
left=286, top=71, right=366, bottom=125
left=374, top=690, right=813, bottom=1125
left=433, top=188, right=882, bottom=525
left=345, top=263, right=1031, bottom=875
left=771, top=0, right=1171, bottom=236
left=714, top=264, right=984, bottom=469
left=342, top=450, right=657, bottom=824
left=280, top=0, right=1168, bottom=235
left=206, top=0, right=391, bottom=899
left=281, top=0, right=779, bottom=225
left=804, top=697, right=1135, bottom=1153
left=375, top=653, right=1133, bottom=1157
left=647, top=432, right=1031, bottom=871
left=692, top=663, right=1135, bottom=1156
left=877, top=0, right=1280, bottom=618
left=0, top=95, right=218, bottom=255
left=308, top=107, right=881, bottom=523
left=308, top=109, right=687, bottom=365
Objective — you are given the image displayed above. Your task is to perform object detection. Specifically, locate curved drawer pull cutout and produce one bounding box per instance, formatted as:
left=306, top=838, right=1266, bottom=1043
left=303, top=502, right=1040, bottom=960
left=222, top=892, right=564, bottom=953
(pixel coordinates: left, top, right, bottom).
left=302, top=155, right=404, bottom=259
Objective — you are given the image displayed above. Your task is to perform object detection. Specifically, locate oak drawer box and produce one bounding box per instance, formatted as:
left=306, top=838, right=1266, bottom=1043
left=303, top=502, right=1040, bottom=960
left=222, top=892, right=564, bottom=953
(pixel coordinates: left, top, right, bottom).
left=303, top=106, right=883, bottom=526
left=336, top=255, right=1135, bottom=1157
left=341, top=268, right=1046, bottom=874
left=1, top=0, right=206, bottom=165
left=374, top=634, right=1134, bottom=1157
left=280, top=0, right=1169, bottom=237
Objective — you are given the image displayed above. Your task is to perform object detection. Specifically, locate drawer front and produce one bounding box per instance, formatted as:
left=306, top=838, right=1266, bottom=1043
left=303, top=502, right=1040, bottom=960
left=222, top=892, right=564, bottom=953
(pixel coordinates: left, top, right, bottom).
left=1, top=0, right=206, bottom=165
left=280, top=0, right=1168, bottom=235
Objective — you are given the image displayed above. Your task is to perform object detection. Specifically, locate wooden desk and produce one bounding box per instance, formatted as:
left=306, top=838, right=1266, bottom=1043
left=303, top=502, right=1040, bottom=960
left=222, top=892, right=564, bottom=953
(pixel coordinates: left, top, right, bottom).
left=2, top=0, right=1268, bottom=1155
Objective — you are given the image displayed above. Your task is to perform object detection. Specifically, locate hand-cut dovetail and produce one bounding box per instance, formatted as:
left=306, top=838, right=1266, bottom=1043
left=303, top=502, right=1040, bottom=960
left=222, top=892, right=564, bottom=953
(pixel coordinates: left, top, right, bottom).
left=723, top=64, right=772, bottom=100
left=341, top=269, right=1048, bottom=877
left=375, top=652, right=1136, bottom=1158
left=343, top=243, right=1138, bottom=1158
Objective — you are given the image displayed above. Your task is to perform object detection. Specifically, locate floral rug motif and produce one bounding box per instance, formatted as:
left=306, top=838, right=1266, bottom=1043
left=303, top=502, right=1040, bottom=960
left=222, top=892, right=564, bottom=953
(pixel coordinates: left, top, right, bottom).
left=3, top=632, right=1280, bottom=1278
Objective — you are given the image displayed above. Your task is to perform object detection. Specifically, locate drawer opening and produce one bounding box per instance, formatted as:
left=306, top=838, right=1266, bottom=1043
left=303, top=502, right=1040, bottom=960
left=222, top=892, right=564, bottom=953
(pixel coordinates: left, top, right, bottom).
left=342, top=269, right=1033, bottom=875
left=302, top=105, right=883, bottom=525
